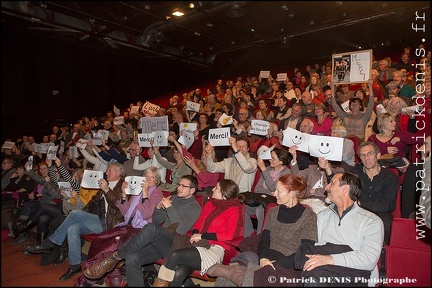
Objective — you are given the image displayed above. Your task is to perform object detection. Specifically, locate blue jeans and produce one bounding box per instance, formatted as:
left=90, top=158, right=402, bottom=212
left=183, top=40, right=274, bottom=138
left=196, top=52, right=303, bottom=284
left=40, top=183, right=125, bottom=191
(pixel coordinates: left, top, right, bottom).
left=48, top=210, right=103, bottom=266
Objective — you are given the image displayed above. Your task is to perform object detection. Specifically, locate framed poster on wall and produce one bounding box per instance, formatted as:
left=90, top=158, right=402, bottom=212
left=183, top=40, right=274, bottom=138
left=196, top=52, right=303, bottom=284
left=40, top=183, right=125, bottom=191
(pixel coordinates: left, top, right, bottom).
left=332, top=49, right=372, bottom=84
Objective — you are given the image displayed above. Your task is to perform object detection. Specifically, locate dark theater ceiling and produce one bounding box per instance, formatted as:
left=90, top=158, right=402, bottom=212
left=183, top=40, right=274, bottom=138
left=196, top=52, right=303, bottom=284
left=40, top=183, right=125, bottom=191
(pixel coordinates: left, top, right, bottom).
left=1, top=1, right=430, bottom=71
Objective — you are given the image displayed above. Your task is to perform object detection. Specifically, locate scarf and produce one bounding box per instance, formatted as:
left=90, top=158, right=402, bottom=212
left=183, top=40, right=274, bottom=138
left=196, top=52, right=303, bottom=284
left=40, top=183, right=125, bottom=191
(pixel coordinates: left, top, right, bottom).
left=201, top=198, right=244, bottom=238
left=116, top=185, right=156, bottom=229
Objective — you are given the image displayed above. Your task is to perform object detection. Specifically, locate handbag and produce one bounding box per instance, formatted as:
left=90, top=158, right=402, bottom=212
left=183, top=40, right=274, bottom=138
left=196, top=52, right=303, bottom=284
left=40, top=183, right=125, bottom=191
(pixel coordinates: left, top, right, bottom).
left=238, top=192, right=277, bottom=209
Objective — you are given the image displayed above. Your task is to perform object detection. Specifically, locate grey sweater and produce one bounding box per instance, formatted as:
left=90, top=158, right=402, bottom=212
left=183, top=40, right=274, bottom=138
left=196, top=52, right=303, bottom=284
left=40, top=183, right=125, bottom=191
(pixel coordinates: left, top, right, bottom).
left=152, top=195, right=202, bottom=235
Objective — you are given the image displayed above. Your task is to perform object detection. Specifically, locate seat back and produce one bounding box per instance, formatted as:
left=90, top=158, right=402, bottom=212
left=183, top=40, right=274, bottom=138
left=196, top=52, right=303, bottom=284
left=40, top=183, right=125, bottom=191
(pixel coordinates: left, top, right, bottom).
left=250, top=170, right=260, bottom=192
left=391, top=185, right=402, bottom=219
left=385, top=246, right=431, bottom=286
left=389, top=218, right=431, bottom=251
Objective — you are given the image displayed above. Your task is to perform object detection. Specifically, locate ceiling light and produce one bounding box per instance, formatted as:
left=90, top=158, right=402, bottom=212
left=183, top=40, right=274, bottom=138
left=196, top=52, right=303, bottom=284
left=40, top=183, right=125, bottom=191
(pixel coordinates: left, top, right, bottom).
left=194, top=32, right=201, bottom=36
left=207, top=22, right=213, bottom=27
left=189, top=3, right=195, bottom=8
left=251, top=28, right=255, bottom=32
left=281, top=5, right=288, bottom=11
left=172, top=9, right=184, bottom=17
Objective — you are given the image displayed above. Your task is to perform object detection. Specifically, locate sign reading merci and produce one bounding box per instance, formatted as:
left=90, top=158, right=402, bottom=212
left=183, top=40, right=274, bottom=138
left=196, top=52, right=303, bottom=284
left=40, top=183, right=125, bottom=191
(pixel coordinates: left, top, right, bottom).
left=208, top=127, right=231, bottom=146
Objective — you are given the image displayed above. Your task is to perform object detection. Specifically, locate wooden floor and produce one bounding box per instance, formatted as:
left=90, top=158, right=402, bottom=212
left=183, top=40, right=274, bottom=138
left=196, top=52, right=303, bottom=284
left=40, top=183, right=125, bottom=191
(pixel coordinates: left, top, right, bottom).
left=1, top=229, right=80, bottom=287
left=1, top=229, right=215, bottom=287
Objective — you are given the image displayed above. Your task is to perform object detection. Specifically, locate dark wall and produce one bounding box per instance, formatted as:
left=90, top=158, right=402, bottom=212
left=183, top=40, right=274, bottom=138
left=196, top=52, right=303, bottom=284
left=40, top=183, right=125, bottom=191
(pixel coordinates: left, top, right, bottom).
left=1, top=24, right=218, bottom=142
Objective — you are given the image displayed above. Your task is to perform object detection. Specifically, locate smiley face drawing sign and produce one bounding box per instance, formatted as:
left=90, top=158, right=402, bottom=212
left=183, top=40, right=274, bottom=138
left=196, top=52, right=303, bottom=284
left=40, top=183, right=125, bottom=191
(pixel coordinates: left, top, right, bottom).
left=152, top=131, right=169, bottom=147
left=125, top=176, right=146, bottom=195
left=81, top=170, right=104, bottom=189
left=282, top=127, right=310, bottom=153
left=308, top=135, right=343, bottom=161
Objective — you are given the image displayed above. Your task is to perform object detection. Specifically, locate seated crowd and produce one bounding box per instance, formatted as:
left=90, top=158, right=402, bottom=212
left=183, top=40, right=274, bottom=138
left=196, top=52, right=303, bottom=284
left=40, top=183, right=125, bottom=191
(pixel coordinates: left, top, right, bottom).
left=1, top=47, right=431, bottom=287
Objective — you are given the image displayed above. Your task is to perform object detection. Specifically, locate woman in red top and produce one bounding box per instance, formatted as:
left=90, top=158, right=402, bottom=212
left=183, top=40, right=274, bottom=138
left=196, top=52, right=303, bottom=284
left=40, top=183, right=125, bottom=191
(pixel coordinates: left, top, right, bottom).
left=367, top=113, right=421, bottom=159
left=153, top=179, right=243, bottom=287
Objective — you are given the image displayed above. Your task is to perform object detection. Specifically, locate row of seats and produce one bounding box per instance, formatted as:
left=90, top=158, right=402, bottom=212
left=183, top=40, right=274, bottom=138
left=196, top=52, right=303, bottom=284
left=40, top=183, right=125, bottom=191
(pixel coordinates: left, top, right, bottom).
left=382, top=218, right=431, bottom=287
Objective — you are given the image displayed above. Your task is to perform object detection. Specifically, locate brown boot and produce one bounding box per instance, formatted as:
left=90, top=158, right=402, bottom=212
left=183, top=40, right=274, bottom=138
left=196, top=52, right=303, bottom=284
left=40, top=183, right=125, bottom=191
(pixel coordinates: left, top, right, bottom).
left=153, top=277, right=170, bottom=287
left=207, top=262, right=245, bottom=286
left=153, top=265, right=174, bottom=287
left=84, top=252, right=122, bottom=279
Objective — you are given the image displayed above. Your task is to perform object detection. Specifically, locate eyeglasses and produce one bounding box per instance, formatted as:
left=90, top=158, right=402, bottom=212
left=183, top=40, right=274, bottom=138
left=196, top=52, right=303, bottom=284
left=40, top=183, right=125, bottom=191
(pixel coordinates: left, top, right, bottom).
left=178, top=183, right=191, bottom=189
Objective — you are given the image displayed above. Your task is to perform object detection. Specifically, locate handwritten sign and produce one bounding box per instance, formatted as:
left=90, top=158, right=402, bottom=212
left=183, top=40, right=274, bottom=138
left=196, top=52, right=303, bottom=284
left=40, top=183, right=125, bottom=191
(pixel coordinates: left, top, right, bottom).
left=218, top=113, right=233, bottom=126
left=178, top=123, right=197, bottom=149
left=260, top=71, right=270, bottom=78
left=2, top=141, right=15, bottom=150
left=276, top=73, right=288, bottom=82
left=75, top=139, right=88, bottom=149
left=332, top=49, right=371, bottom=84
left=142, top=101, right=160, bottom=117
left=58, top=181, right=72, bottom=198
left=81, top=170, right=104, bottom=189
left=137, top=133, right=154, bottom=148
left=341, top=100, right=351, bottom=113
left=152, top=131, right=169, bottom=147
left=92, top=132, right=103, bottom=146
left=258, top=145, right=275, bottom=160
left=130, top=106, right=140, bottom=115
left=308, top=135, right=344, bottom=161
left=69, top=146, right=79, bottom=158
left=140, top=116, right=169, bottom=134
left=282, top=127, right=310, bottom=153
left=186, top=101, right=200, bottom=112
left=208, top=127, right=231, bottom=146
left=250, top=120, right=270, bottom=136
left=46, top=145, right=59, bottom=160
left=114, top=116, right=125, bottom=126
left=124, top=176, right=146, bottom=195
left=113, top=105, right=120, bottom=116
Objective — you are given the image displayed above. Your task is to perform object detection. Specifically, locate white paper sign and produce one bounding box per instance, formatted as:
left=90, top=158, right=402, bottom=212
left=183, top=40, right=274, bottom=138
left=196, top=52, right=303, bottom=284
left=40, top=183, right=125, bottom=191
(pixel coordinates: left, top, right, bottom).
left=114, top=116, right=125, bottom=126
left=81, top=170, right=104, bottom=189
left=282, top=127, right=310, bottom=153
left=113, top=105, right=121, bottom=116
left=100, top=129, right=110, bottom=140
left=33, top=143, right=42, bottom=153
left=250, top=120, right=271, bottom=136
left=25, top=156, right=33, bottom=171
left=83, top=133, right=92, bottom=141
left=75, top=139, right=88, bottom=149
left=137, top=133, right=154, bottom=147
left=152, top=131, right=169, bottom=147
left=259, top=145, right=275, bottom=160
left=208, top=127, right=231, bottom=146
left=40, top=143, right=53, bottom=154
left=46, top=145, right=59, bottom=160
left=276, top=73, right=288, bottom=82
left=260, top=71, right=270, bottom=78
left=92, top=132, right=103, bottom=146
left=218, top=113, right=233, bottom=126
left=178, top=123, right=197, bottom=149
left=124, top=176, right=146, bottom=195
left=69, top=146, right=79, bottom=158
left=140, top=116, right=169, bottom=133
left=130, top=106, right=140, bottom=115
left=58, top=181, right=72, bottom=198
left=341, top=100, right=351, bottom=113
left=2, top=141, right=15, bottom=150
left=186, top=101, right=200, bottom=112
left=60, top=141, right=65, bottom=154
left=142, top=101, right=160, bottom=117
left=308, top=135, right=344, bottom=161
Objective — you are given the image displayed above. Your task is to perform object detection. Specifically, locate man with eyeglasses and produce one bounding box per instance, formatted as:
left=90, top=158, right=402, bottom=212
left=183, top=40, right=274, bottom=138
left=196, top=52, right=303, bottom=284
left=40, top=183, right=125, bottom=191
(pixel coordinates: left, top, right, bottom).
left=349, top=142, right=397, bottom=245
left=83, top=174, right=202, bottom=287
